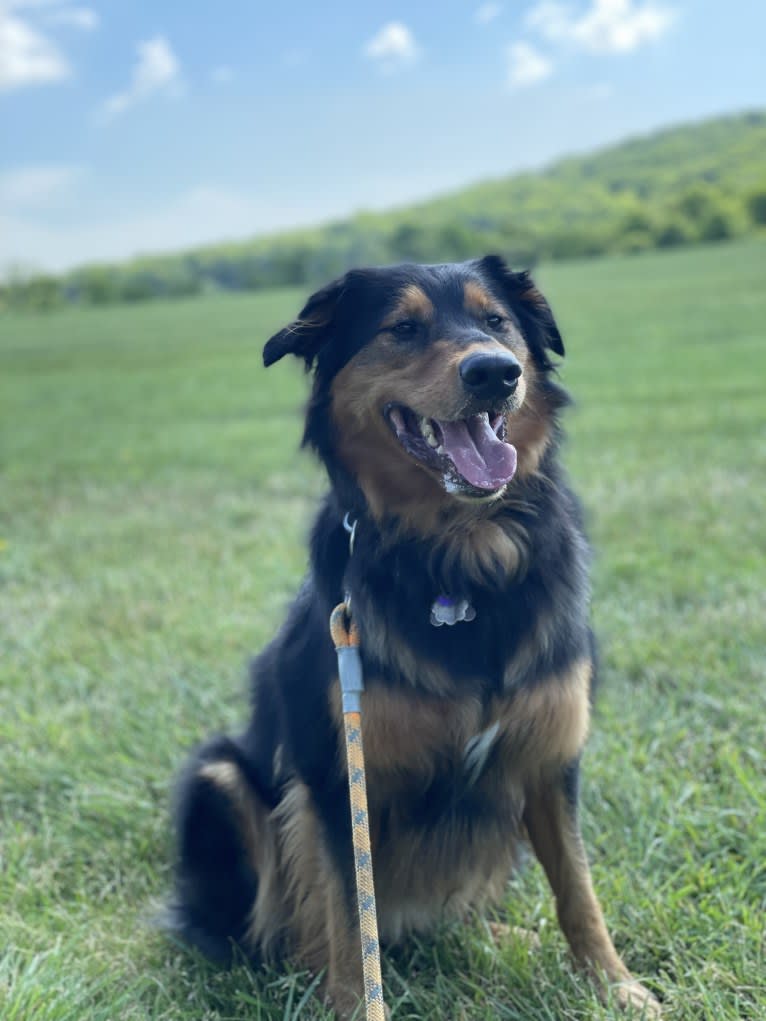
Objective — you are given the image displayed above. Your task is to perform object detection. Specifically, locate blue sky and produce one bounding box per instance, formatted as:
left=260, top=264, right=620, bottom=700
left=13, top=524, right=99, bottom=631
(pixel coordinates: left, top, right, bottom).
left=1, top=0, right=764, bottom=272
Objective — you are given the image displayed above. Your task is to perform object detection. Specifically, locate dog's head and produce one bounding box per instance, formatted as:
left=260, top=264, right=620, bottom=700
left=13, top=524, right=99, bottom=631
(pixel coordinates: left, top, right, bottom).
left=263, top=257, right=567, bottom=524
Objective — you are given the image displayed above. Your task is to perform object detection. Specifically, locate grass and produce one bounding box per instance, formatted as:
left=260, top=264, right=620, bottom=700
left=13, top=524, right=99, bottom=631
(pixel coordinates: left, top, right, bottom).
left=1, top=238, right=764, bottom=1020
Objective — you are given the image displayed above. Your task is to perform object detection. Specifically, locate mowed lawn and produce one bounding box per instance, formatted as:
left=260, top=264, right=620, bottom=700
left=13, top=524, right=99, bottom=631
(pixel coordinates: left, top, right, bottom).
left=1, top=239, right=764, bottom=1020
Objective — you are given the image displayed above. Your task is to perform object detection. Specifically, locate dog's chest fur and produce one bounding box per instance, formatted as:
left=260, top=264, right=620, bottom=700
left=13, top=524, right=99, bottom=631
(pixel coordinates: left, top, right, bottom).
left=328, top=660, right=590, bottom=943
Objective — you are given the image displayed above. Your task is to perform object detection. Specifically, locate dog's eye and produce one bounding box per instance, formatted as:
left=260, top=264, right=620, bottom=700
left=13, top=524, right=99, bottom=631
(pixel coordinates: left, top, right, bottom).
left=486, top=314, right=505, bottom=328
left=391, top=320, right=419, bottom=338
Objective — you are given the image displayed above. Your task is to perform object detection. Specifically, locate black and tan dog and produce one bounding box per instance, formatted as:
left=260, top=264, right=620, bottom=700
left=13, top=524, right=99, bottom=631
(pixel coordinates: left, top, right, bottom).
left=170, top=256, right=661, bottom=1017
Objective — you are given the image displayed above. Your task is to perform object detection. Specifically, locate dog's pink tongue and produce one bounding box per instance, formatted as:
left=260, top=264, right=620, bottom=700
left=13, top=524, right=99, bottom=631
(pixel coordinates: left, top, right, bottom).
left=438, top=415, right=517, bottom=490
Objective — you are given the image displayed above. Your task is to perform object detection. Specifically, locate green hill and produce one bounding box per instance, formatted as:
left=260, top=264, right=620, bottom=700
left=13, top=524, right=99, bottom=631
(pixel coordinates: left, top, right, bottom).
left=405, top=109, right=766, bottom=255
left=6, top=110, right=766, bottom=310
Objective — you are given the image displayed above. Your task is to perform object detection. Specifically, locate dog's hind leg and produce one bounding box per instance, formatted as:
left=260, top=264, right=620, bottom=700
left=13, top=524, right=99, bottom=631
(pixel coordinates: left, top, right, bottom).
left=169, top=736, right=271, bottom=963
left=524, top=761, right=662, bottom=1017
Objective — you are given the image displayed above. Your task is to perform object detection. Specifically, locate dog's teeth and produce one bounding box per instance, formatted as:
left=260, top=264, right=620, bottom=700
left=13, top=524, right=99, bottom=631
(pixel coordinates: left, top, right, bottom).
left=419, top=417, right=439, bottom=448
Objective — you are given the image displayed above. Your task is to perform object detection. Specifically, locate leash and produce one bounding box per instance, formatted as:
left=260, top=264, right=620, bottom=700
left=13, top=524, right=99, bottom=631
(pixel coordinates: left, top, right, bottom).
left=330, top=599, right=387, bottom=1021
left=328, top=510, right=489, bottom=1019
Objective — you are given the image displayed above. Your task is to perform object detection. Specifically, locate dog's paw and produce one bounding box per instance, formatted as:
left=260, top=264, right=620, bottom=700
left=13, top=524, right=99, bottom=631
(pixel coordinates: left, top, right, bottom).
left=486, top=920, right=541, bottom=951
left=611, top=978, right=662, bottom=1018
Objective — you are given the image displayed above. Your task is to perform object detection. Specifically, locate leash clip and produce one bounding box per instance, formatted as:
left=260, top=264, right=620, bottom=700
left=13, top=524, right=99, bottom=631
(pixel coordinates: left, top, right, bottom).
left=330, top=601, right=363, bottom=715
left=328, top=600, right=386, bottom=1019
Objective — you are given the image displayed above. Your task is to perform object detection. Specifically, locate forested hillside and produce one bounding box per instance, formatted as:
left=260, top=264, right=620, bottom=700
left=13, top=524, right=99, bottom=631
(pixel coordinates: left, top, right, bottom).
left=6, top=110, right=766, bottom=310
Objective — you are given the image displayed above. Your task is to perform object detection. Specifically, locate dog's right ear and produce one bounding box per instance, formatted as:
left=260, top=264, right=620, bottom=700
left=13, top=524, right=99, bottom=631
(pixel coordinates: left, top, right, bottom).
left=263, top=276, right=347, bottom=369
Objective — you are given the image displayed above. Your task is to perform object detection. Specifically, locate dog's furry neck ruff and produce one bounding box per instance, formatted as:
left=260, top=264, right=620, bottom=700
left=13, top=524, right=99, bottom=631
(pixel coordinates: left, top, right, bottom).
left=337, top=485, right=535, bottom=604
left=341, top=508, right=506, bottom=628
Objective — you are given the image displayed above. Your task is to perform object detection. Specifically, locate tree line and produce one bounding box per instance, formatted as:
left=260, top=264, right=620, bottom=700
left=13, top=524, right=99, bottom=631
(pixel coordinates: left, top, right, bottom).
left=4, top=112, right=766, bottom=312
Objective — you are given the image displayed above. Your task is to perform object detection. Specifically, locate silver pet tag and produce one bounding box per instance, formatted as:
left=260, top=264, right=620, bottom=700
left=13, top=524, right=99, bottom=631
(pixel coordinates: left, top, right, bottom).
left=430, top=594, right=477, bottom=627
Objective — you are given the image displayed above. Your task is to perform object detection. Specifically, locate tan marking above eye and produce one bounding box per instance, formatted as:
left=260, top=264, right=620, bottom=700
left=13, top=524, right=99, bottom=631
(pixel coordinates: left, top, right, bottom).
left=463, top=279, right=504, bottom=318
left=380, top=284, right=434, bottom=330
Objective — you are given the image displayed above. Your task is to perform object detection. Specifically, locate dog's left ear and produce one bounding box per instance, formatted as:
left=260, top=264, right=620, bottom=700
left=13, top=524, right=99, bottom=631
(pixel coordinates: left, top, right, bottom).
left=263, top=275, right=347, bottom=369
left=479, top=254, right=565, bottom=359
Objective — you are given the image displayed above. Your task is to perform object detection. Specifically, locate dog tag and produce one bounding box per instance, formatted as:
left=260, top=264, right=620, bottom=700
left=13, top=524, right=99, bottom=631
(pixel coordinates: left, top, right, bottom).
left=430, top=594, right=477, bottom=627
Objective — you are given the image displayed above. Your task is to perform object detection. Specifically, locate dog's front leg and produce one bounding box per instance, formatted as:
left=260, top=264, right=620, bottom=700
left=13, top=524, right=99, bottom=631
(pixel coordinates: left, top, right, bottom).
left=524, top=763, right=662, bottom=1017
left=322, top=869, right=367, bottom=1019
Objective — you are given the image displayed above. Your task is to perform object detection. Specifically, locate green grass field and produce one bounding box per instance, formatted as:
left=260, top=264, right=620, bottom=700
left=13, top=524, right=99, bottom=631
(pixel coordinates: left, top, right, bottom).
left=1, top=239, right=764, bottom=1020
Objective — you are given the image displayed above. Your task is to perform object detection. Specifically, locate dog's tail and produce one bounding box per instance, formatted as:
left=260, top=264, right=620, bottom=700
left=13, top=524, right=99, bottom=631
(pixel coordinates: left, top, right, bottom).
left=163, top=735, right=269, bottom=964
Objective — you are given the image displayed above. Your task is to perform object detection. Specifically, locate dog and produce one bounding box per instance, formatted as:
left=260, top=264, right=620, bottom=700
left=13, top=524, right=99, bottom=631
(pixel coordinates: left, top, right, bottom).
left=169, top=255, right=661, bottom=1018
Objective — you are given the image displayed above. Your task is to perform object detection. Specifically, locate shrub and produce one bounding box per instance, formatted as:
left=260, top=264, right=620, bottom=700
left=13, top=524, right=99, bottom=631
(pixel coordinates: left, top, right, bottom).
left=674, top=186, right=746, bottom=243
left=655, top=217, right=695, bottom=248
left=613, top=229, right=655, bottom=255
left=18, top=274, right=62, bottom=310
left=70, top=266, right=120, bottom=305
left=746, top=189, right=766, bottom=226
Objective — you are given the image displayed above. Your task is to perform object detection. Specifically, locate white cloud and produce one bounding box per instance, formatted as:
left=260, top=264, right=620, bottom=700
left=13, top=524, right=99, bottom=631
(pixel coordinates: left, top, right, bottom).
left=101, top=36, right=182, bottom=120
left=475, top=3, right=503, bottom=24
left=46, top=6, right=99, bottom=31
left=364, top=21, right=420, bottom=72
left=527, top=0, right=676, bottom=54
left=0, top=164, right=82, bottom=208
left=507, top=41, right=553, bottom=88
left=0, top=5, right=70, bottom=90
left=526, top=2, right=572, bottom=40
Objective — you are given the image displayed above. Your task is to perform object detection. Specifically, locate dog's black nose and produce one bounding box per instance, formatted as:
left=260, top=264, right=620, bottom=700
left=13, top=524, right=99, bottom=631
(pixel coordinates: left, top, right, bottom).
left=459, top=351, right=522, bottom=400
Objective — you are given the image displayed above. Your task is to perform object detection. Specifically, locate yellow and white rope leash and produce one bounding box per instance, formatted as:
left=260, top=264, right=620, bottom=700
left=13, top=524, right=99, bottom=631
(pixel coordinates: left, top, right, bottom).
left=330, top=601, right=387, bottom=1021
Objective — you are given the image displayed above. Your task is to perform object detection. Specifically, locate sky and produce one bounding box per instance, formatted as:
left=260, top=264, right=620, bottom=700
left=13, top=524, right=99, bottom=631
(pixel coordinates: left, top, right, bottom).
left=1, top=0, right=765, bottom=273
